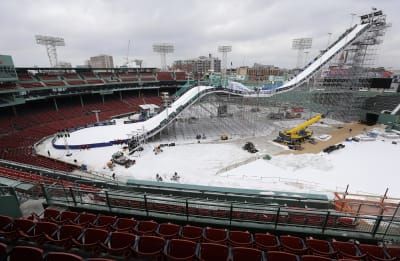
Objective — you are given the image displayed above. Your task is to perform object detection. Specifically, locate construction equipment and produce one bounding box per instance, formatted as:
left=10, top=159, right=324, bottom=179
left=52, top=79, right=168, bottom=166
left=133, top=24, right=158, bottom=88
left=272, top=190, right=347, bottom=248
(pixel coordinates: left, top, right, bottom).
left=275, top=114, right=324, bottom=144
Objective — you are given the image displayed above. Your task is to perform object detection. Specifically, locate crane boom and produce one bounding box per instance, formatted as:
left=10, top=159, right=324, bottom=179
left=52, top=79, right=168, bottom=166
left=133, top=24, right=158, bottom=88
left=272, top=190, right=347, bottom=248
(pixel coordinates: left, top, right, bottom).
left=277, top=114, right=324, bottom=144
left=285, top=114, right=323, bottom=135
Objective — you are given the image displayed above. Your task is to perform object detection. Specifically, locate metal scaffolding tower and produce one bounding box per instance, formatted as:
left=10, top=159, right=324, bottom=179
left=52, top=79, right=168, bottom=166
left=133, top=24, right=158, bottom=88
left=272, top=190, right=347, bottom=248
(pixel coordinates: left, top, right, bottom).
left=276, top=9, right=390, bottom=121
left=218, top=45, right=232, bottom=86
left=153, top=43, right=174, bottom=71
left=292, top=38, right=312, bottom=69
left=35, top=35, right=65, bottom=67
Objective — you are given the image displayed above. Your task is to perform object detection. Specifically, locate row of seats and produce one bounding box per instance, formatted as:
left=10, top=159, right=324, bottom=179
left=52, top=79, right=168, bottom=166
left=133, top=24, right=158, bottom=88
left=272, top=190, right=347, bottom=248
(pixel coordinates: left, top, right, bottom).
left=1, top=210, right=399, bottom=260
left=0, top=243, right=114, bottom=261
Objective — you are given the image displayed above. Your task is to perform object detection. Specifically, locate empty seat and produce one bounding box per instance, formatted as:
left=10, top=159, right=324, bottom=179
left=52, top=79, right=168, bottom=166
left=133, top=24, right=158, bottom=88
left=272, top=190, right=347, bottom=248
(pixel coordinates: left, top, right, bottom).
left=99, top=231, right=136, bottom=257
left=199, top=243, right=229, bottom=261
left=164, top=239, right=197, bottom=260
left=135, top=220, right=158, bottom=235
left=358, top=243, right=395, bottom=261
left=332, top=241, right=366, bottom=260
left=386, top=246, right=400, bottom=260
left=111, top=218, right=137, bottom=232
left=33, top=208, right=60, bottom=222
left=254, top=233, right=280, bottom=251
left=229, top=230, right=253, bottom=247
left=267, top=251, right=299, bottom=261
left=76, top=212, right=97, bottom=226
left=180, top=225, right=203, bottom=242
left=302, top=255, right=333, bottom=261
left=59, top=211, right=79, bottom=224
left=44, top=224, right=83, bottom=249
left=280, top=235, right=308, bottom=255
left=19, top=221, right=58, bottom=244
left=156, top=223, right=181, bottom=239
left=306, top=238, right=337, bottom=258
left=9, top=246, right=44, bottom=261
left=203, top=227, right=228, bottom=245
left=71, top=228, right=109, bottom=252
left=232, top=247, right=262, bottom=261
left=90, top=215, right=117, bottom=229
left=46, top=251, right=83, bottom=261
left=132, top=235, right=165, bottom=260
left=10, top=218, right=35, bottom=240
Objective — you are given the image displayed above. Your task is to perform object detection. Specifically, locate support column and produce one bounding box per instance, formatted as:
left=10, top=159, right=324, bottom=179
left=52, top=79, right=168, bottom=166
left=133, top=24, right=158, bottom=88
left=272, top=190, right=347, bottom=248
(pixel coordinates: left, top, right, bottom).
left=119, top=91, right=123, bottom=101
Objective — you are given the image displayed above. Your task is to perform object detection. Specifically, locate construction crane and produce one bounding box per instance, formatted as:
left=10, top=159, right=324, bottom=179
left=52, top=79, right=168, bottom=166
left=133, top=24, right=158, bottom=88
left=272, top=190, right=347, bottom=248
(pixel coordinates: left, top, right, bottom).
left=275, top=114, right=324, bottom=145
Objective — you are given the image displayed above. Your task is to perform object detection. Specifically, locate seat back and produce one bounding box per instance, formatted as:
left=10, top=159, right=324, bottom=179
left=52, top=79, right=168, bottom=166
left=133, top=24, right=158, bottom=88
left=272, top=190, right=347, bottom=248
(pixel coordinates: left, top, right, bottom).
left=10, top=246, right=44, bottom=261
left=166, top=239, right=197, bottom=260
left=302, top=255, right=333, bottom=261
left=0, top=215, right=13, bottom=230
left=181, top=225, right=203, bottom=242
left=358, top=244, right=386, bottom=259
left=158, top=223, right=180, bottom=239
left=254, top=233, right=279, bottom=251
left=46, top=251, right=83, bottom=261
left=95, top=215, right=117, bottom=227
left=386, top=246, right=400, bottom=259
left=229, top=231, right=252, bottom=247
left=200, top=243, right=229, bottom=261
left=43, top=208, right=60, bottom=221
left=114, top=218, right=137, bottom=231
left=84, top=228, right=109, bottom=244
left=204, top=227, right=227, bottom=244
left=59, top=224, right=83, bottom=240
left=136, top=235, right=165, bottom=255
left=136, top=220, right=158, bottom=235
left=60, top=211, right=79, bottom=223
left=267, top=251, right=298, bottom=261
left=109, top=231, right=136, bottom=249
left=232, top=247, right=262, bottom=261
left=77, top=212, right=97, bottom=225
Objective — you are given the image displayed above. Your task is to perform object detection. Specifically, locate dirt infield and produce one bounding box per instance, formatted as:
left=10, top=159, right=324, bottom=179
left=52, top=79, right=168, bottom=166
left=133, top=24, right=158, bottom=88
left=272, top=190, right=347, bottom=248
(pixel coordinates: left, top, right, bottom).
left=280, top=122, right=377, bottom=155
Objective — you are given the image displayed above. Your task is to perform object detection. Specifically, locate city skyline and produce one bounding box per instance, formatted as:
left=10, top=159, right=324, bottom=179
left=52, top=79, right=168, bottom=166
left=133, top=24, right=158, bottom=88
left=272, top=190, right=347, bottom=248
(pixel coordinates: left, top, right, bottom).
left=1, top=0, right=399, bottom=69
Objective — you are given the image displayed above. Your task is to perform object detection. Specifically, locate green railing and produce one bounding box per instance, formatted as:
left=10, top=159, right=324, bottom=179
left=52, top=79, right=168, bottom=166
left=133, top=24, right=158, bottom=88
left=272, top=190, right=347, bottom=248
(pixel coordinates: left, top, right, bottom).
left=42, top=184, right=400, bottom=242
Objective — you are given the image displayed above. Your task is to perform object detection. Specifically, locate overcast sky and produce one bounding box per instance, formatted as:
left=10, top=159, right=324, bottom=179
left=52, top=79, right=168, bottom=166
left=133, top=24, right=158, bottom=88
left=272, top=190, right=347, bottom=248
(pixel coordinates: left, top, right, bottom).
left=1, top=0, right=398, bottom=69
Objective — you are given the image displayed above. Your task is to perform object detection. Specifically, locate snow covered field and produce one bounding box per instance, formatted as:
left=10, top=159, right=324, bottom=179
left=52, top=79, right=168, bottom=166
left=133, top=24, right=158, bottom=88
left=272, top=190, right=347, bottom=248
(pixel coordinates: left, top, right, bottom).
left=37, top=123, right=400, bottom=199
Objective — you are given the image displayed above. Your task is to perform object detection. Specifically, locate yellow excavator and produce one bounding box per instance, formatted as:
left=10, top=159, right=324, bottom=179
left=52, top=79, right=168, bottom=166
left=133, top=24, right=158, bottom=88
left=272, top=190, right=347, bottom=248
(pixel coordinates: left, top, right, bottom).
left=275, top=114, right=324, bottom=145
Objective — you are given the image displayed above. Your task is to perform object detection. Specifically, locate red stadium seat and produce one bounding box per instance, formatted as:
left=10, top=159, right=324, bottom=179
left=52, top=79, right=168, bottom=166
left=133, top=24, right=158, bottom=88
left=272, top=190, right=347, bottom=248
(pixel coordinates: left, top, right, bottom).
left=358, top=243, right=396, bottom=261
left=46, top=251, right=83, bottom=261
left=9, top=246, right=44, bottom=261
left=111, top=217, right=137, bottom=232
left=99, top=231, right=136, bottom=257
left=59, top=211, right=79, bottom=224
left=180, top=225, right=203, bottom=242
left=199, top=243, right=229, bottom=261
left=132, top=235, right=165, bottom=260
left=135, top=220, right=158, bottom=235
left=156, top=223, right=181, bottom=239
left=232, top=247, right=263, bottom=261
left=44, top=224, right=83, bottom=249
left=386, top=246, right=400, bottom=260
left=0, top=242, right=7, bottom=259
left=71, top=228, right=109, bottom=252
left=228, top=230, right=253, bottom=247
left=19, top=221, right=58, bottom=244
left=90, top=214, right=117, bottom=229
left=254, top=233, right=280, bottom=251
left=76, top=212, right=97, bottom=226
left=306, top=238, right=337, bottom=258
left=0, top=215, right=13, bottom=236
left=203, top=227, right=228, bottom=245
left=9, top=218, right=35, bottom=240
left=302, top=255, right=333, bottom=261
left=164, top=239, right=197, bottom=260
left=267, top=251, right=299, bottom=261
left=279, top=235, right=308, bottom=255
left=332, top=241, right=366, bottom=260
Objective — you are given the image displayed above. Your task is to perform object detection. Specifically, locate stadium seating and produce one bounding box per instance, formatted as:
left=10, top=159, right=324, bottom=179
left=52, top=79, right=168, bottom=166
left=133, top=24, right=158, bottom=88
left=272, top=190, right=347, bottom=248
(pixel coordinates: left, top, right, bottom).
left=164, top=239, right=197, bottom=260
left=306, top=238, right=337, bottom=258
left=198, top=242, right=230, bottom=261
left=180, top=225, right=203, bottom=242
left=332, top=241, right=366, bottom=260
left=9, top=245, right=44, bottom=261
left=254, top=233, right=280, bottom=251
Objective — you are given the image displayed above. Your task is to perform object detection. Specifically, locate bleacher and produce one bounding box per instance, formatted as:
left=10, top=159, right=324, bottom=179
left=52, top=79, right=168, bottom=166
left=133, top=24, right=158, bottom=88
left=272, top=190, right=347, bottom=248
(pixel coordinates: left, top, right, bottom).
left=0, top=207, right=399, bottom=260
left=156, top=72, right=174, bottom=81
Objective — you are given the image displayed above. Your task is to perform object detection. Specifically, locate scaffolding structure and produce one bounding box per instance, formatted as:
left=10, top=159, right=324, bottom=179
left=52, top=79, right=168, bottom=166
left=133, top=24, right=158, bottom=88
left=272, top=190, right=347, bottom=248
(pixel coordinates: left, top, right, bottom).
left=276, top=10, right=390, bottom=121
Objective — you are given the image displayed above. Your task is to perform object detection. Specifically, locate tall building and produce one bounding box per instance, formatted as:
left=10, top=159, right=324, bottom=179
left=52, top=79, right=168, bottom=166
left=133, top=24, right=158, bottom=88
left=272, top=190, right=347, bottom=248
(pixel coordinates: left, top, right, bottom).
left=173, top=54, right=221, bottom=77
left=89, top=55, right=114, bottom=68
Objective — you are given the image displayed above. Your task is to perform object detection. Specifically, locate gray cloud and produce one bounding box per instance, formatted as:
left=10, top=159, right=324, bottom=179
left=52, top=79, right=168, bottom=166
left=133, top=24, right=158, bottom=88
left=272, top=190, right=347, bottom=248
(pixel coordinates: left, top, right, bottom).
left=1, top=0, right=398, bottom=69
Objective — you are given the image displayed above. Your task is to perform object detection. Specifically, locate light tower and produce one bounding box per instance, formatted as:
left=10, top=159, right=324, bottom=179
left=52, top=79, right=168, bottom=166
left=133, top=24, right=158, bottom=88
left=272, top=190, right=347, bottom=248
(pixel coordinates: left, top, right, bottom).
left=292, top=38, right=312, bottom=69
left=35, top=35, right=65, bottom=67
left=152, top=43, right=174, bottom=71
left=218, top=45, right=232, bottom=75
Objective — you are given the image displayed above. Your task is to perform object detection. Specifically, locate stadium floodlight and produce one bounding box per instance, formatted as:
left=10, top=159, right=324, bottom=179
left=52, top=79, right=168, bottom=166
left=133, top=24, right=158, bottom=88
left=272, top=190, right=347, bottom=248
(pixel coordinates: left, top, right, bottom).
left=153, top=43, right=174, bottom=71
left=35, top=35, right=65, bottom=67
left=292, top=37, right=312, bottom=69
left=218, top=45, right=232, bottom=76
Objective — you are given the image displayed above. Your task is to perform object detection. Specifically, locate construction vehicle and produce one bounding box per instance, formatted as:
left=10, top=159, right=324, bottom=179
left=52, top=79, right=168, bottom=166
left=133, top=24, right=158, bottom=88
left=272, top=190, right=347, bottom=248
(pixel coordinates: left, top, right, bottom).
left=275, top=114, right=324, bottom=144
